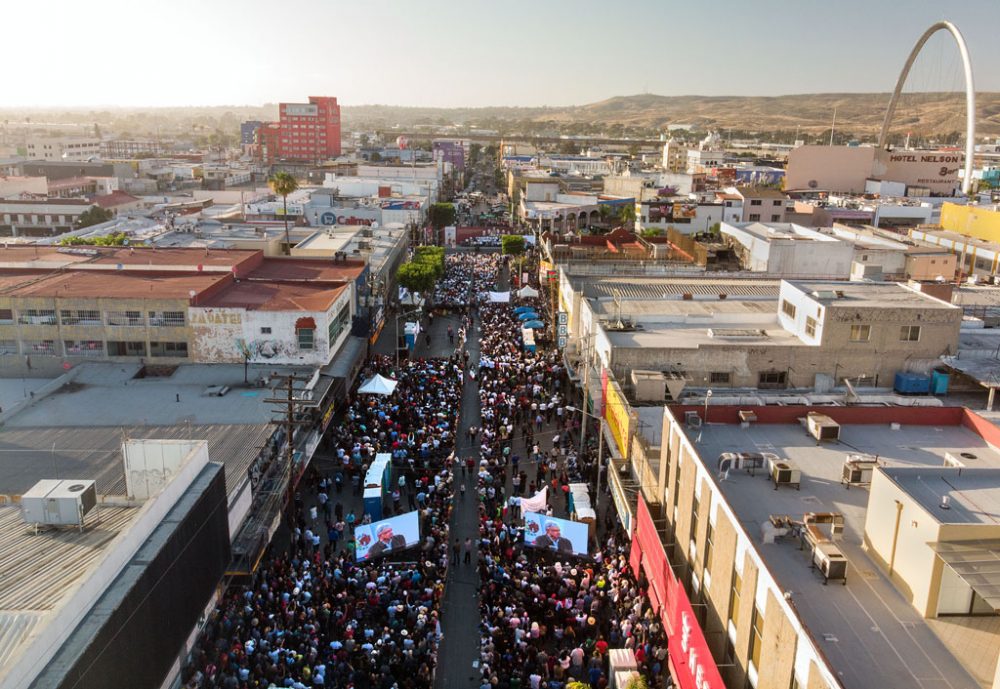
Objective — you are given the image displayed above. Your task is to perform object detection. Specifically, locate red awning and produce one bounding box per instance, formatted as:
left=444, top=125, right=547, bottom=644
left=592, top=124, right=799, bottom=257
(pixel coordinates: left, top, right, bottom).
left=295, top=317, right=316, bottom=330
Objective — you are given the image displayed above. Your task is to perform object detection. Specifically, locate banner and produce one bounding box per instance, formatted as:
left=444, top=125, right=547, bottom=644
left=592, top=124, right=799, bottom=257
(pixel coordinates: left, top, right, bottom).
left=519, top=487, right=548, bottom=513
left=604, top=378, right=631, bottom=458
left=489, top=291, right=511, bottom=303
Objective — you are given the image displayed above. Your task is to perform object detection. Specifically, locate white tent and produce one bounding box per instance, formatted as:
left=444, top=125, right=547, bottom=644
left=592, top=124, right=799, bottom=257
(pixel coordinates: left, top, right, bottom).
left=489, top=291, right=511, bottom=303
left=518, top=285, right=540, bottom=299
left=357, top=374, right=398, bottom=396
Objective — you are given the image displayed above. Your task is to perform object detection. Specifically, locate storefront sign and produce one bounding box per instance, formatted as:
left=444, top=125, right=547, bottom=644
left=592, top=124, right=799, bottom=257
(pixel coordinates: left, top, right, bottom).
left=604, top=379, right=630, bottom=458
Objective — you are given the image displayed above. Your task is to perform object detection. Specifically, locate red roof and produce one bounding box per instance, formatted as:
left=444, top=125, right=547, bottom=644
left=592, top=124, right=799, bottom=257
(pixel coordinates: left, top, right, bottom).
left=92, top=190, right=140, bottom=209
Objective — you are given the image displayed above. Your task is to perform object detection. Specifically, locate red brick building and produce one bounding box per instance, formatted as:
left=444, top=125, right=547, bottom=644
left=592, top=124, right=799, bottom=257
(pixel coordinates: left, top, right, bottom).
left=257, top=96, right=342, bottom=163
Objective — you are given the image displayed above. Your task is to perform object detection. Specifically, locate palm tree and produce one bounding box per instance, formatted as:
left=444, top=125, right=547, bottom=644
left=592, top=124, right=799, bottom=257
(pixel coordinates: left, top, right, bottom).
left=269, top=172, right=299, bottom=254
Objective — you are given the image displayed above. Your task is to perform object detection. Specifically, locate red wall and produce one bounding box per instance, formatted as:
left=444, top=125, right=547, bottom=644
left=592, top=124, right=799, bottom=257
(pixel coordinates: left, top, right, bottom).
left=670, top=404, right=966, bottom=427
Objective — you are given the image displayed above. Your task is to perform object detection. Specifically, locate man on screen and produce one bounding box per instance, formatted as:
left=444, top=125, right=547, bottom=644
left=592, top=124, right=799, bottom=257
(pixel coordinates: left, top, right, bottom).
left=367, top=523, right=407, bottom=557
left=533, top=520, right=573, bottom=553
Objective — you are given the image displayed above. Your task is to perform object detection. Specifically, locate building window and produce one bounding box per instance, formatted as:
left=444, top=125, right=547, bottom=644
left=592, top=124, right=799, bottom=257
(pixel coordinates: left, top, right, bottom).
left=23, top=340, right=56, bottom=355
left=328, top=304, right=351, bottom=347
left=60, top=309, right=101, bottom=326
left=298, top=328, right=315, bottom=350
left=0, top=309, right=12, bottom=324
left=710, top=371, right=731, bottom=384
left=108, top=341, right=146, bottom=356
left=106, top=310, right=144, bottom=327
left=900, top=325, right=921, bottom=342
left=729, top=570, right=742, bottom=627
left=758, top=370, right=787, bottom=388
left=749, top=605, right=765, bottom=668
left=18, top=309, right=56, bottom=325
left=149, top=311, right=185, bottom=327
left=704, top=522, right=715, bottom=574
left=690, top=493, right=700, bottom=551
left=0, top=339, right=17, bottom=354
left=773, top=199, right=782, bottom=206
left=149, top=341, right=188, bottom=358
left=770, top=214, right=781, bottom=222
left=781, top=300, right=796, bottom=318
left=749, top=199, right=762, bottom=206
left=64, top=340, right=105, bottom=357
left=805, top=316, right=817, bottom=337
left=748, top=214, right=760, bottom=222
left=260, top=327, right=272, bottom=335
left=850, top=324, right=871, bottom=342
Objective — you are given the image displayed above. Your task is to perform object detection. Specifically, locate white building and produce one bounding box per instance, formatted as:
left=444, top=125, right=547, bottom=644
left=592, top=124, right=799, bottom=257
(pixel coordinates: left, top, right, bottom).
left=721, top=222, right=855, bottom=278
left=26, top=137, right=101, bottom=161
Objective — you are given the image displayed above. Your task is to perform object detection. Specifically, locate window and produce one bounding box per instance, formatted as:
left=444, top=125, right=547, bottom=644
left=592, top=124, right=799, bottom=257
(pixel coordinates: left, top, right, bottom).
left=0, top=339, right=18, bottom=355
left=805, top=316, right=817, bottom=338
left=704, top=522, right=715, bottom=574
left=260, top=327, right=272, bottom=335
left=298, top=328, right=315, bottom=350
left=149, top=311, right=185, bottom=327
left=758, top=370, right=787, bottom=388
left=749, top=605, right=765, bottom=668
left=60, top=309, right=101, bottom=325
left=900, top=325, right=921, bottom=342
left=690, top=493, right=700, bottom=549
left=64, top=340, right=105, bottom=357
left=729, top=570, right=742, bottom=627
left=106, top=310, right=144, bottom=327
left=850, top=324, right=871, bottom=342
left=781, top=300, right=796, bottom=318
left=748, top=213, right=760, bottom=222
left=773, top=199, right=782, bottom=206
left=149, top=341, right=188, bottom=358
left=18, top=309, right=56, bottom=325
left=749, top=199, right=762, bottom=206
left=710, top=371, right=731, bottom=384
left=108, top=341, right=146, bottom=356
left=328, top=304, right=351, bottom=347
left=0, top=309, right=12, bottom=324
left=23, top=340, right=56, bottom=355
left=770, top=214, right=781, bottom=222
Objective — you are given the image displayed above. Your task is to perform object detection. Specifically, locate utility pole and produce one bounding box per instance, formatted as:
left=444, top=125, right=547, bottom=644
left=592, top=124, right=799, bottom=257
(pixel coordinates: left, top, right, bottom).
left=264, top=374, right=315, bottom=508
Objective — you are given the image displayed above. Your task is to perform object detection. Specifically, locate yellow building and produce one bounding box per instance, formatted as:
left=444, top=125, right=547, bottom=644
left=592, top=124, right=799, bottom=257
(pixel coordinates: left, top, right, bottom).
left=940, top=203, right=1000, bottom=243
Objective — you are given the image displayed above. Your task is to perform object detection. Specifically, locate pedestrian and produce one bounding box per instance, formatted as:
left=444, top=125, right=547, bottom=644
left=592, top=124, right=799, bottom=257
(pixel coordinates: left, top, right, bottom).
left=463, top=537, right=473, bottom=564
left=452, top=538, right=461, bottom=565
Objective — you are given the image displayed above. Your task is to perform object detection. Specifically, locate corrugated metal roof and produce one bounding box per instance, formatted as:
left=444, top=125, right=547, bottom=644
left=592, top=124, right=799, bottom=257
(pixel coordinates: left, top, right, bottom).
left=583, top=278, right=780, bottom=300
left=0, top=424, right=273, bottom=499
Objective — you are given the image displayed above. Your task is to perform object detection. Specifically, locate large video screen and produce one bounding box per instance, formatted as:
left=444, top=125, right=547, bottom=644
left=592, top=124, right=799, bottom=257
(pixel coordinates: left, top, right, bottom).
left=355, top=510, right=421, bottom=562
left=523, top=512, right=589, bottom=557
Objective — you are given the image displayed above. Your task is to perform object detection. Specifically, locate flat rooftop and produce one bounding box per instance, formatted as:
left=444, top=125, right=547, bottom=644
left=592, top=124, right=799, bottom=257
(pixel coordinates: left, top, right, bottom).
left=692, top=420, right=1000, bottom=689
left=0, top=269, right=225, bottom=300
left=728, top=222, right=843, bottom=243
left=204, top=281, right=346, bottom=312
left=247, top=257, right=365, bottom=283
left=788, top=280, right=957, bottom=310
left=883, top=467, right=1000, bottom=524
left=574, top=276, right=780, bottom=301
left=604, top=316, right=802, bottom=350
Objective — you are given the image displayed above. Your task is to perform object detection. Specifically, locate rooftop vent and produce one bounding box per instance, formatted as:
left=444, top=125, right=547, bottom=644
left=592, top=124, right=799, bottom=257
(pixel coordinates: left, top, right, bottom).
left=707, top=328, right=767, bottom=339
left=21, top=479, right=97, bottom=529
left=812, top=290, right=840, bottom=300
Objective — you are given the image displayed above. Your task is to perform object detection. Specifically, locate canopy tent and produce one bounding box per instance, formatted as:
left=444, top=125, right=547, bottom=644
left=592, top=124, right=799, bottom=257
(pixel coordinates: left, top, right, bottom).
left=517, top=311, right=539, bottom=321
left=357, top=374, right=398, bottom=396
left=523, top=320, right=545, bottom=329
left=518, top=285, right=540, bottom=299
left=489, top=291, right=511, bottom=303
left=513, top=306, right=535, bottom=315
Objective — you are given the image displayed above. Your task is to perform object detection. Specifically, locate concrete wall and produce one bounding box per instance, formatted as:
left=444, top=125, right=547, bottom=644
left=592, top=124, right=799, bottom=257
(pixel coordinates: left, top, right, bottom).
left=785, top=146, right=876, bottom=193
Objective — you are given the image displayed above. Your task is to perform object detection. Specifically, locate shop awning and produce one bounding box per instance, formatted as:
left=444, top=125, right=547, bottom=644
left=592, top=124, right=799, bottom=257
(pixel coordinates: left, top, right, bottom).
left=928, top=539, right=1000, bottom=610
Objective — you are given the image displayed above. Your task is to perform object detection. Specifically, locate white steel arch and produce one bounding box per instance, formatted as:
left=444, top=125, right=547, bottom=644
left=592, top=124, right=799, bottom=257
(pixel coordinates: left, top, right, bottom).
left=877, top=20, right=976, bottom=195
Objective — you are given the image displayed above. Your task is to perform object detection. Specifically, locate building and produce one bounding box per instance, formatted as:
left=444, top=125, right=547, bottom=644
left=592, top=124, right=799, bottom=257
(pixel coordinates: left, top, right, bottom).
left=257, top=96, right=342, bottom=163
left=638, top=199, right=723, bottom=234
left=26, top=137, right=101, bottom=162
left=721, top=222, right=854, bottom=278
left=626, top=404, right=1000, bottom=689
left=99, top=139, right=163, bottom=158
left=732, top=187, right=787, bottom=223
left=0, top=175, right=47, bottom=197
left=786, top=145, right=963, bottom=196
left=661, top=138, right=689, bottom=173
left=561, top=274, right=961, bottom=393
left=241, top=120, right=264, bottom=146
left=909, top=227, right=1000, bottom=280
left=0, top=198, right=94, bottom=236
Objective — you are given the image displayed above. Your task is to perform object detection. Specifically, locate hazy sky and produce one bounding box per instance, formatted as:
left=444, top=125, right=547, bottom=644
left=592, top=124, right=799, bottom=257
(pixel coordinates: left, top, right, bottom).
left=7, top=0, right=1000, bottom=108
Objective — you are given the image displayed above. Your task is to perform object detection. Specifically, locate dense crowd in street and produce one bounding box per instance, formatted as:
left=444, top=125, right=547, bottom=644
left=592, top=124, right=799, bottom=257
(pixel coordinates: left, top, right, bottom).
left=182, top=248, right=661, bottom=689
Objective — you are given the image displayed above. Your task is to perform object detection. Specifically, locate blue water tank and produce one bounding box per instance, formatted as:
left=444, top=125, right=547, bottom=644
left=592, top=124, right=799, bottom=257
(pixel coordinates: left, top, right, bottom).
left=894, top=372, right=931, bottom=395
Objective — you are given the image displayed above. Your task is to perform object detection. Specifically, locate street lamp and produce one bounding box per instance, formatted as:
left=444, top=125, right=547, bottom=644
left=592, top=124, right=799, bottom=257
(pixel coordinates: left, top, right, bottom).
left=565, top=405, right=605, bottom=512
left=704, top=389, right=713, bottom=425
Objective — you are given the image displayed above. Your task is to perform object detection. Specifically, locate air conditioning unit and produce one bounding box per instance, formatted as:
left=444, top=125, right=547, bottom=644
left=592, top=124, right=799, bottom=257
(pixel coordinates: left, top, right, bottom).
left=769, top=459, right=801, bottom=490
left=811, top=542, right=848, bottom=585
left=685, top=410, right=702, bottom=429
left=841, top=455, right=878, bottom=489
left=806, top=412, right=840, bottom=442
left=21, top=479, right=97, bottom=528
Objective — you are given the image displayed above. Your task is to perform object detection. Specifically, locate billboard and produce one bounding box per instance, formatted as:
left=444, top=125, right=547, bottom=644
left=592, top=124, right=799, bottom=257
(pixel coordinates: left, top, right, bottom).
left=523, top=512, right=589, bottom=556
left=672, top=202, right=697, bottom=220
left=874, top=149, right=962, bottom=196
left=354, top=510, right=421, bottom=561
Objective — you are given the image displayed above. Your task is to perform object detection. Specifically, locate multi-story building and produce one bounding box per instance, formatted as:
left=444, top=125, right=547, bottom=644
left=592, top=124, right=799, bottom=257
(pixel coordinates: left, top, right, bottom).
left=100, top=139, right=163, bottom=158
left=721, top=222, right=855, bottom=278
left=26, top=137, right=101, bottom=161
left=0, top=198, right=94, bottom=236
left=733, top=186, right=788, bottom=223
left=661, top=138, right=689, bottom=173
left=256, top=96, right=342, bottom=163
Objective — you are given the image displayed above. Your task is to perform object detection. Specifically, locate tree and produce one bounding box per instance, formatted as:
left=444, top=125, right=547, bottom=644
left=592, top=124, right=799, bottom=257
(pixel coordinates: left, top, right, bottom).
left=268, top=172, right=299, bottom=254
left=617, top=204, right=637, bottom=226
left=557, top=140, right=579, bottom=155
left=396, top=261, right=437, bottom=295
left=428, top=202, right=456, bottom=230
left=59, top=230, right=130, bottom=246
left=501, top=234, right=526, bottom=257
left=623, top=675, right=648, bottom=689
left=75, top=206, right=114, bottom=229
left=412, top=245, right=445, bottom=278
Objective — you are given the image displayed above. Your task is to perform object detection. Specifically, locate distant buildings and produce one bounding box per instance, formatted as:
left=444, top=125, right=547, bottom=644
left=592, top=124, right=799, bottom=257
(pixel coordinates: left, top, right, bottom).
left=26, top=137, right=101, bottom=162
left=255, top=96, right=342, bottom=163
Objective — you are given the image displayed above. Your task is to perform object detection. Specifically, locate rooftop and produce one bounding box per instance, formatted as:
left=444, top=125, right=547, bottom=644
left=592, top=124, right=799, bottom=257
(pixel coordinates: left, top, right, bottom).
left=247, top=257, right=365, bottom=283
left=786, top=280, right=958, bottom=310
left=0, top=269, right=226, bottom=300
left=725, top=222, right=844, bottom=243
left=691, top=417, right=1000, bottom=689
left=574, top=276, right=781, bottom=301
left=204, top=280, right=346, bottom=312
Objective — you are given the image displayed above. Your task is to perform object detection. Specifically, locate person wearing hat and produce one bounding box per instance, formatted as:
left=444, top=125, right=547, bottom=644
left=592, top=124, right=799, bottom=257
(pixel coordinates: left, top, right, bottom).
left=368, top=523, right=407, bottom=558
left=533, top=521, right=572, bottom=553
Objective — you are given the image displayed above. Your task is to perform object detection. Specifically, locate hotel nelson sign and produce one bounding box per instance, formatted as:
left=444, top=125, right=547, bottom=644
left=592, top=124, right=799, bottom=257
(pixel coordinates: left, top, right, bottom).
left=874, top=150, right=962, bottom=194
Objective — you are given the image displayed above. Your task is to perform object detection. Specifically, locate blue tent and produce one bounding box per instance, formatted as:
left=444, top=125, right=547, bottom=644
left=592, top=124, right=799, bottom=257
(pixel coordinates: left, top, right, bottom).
left=523, top=320, right=545, bottom=329
left=517, top=311, right=539, bottom=321
left=513, top=306, right=535, bottom=315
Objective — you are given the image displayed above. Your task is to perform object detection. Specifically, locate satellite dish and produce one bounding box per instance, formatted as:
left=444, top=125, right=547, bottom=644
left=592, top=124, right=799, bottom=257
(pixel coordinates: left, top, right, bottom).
left=808, top=180, right=818, bottom=189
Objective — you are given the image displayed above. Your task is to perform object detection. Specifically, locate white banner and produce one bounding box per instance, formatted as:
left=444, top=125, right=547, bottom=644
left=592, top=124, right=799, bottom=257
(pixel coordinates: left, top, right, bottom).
left=519, top=486, right=548, bottom=513
left=489, top=291, right=511, bottom=303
